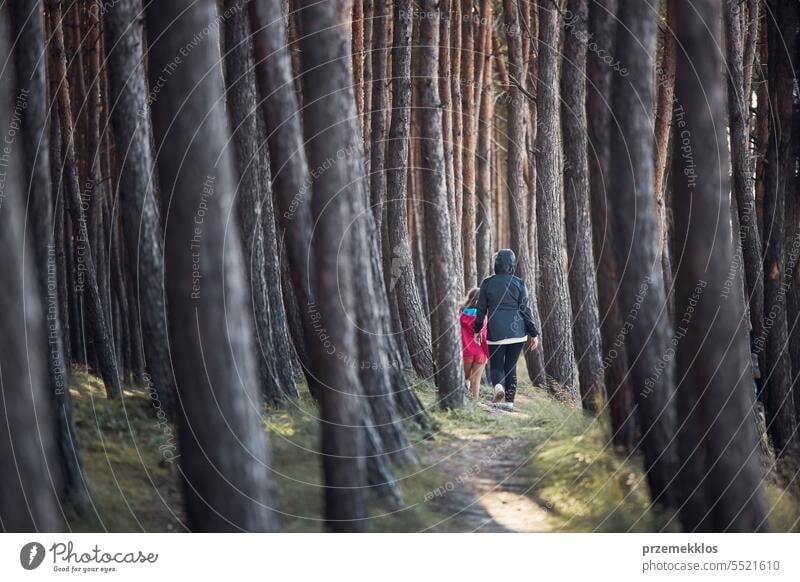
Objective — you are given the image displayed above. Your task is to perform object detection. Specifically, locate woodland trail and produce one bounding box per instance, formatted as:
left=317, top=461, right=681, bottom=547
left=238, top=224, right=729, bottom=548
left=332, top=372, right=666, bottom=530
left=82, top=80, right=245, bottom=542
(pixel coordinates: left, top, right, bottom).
left=423, top=393, right=558, bottom=533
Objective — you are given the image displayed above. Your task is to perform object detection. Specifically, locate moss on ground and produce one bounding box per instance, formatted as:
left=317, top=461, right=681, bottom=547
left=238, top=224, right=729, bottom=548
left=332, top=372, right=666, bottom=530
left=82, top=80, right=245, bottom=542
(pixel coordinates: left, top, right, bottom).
left=67, top=365, right=799, bottom=532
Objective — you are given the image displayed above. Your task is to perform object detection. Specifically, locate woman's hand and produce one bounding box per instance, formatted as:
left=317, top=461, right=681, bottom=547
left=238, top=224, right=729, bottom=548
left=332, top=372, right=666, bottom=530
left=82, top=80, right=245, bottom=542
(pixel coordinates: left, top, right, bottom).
left=530, top=336, right=539, bottom=350
left=474, top=333, right=482, bottom=345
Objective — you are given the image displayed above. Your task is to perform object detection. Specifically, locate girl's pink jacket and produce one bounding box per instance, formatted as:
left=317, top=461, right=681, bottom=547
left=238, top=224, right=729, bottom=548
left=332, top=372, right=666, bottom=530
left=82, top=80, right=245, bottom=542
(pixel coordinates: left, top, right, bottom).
left=460, top=308, right=489, bottom=359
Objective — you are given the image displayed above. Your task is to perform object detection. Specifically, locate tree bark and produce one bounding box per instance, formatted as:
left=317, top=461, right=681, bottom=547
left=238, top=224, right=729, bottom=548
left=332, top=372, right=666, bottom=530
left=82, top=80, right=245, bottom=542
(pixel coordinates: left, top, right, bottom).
left=561, top=0, right=603, bottom=412
left=46, top=0, right=121, bottom=398
left=725, top=0, right=765, bottom=382
left=587, top=0, right=636, bottom=451
left=385, top=0, right=435, bottom=380
left=535, top=0, right=577, bottom=395
left=419, top=0, right=466, bottom=409
left=672, top=0, right=768, bottom=531
left=145, top=0, right=276, bottom=531
left=461, top=0, right=477, bottom=289
left=0, top=14, right=61, bottom=531
left=610, top=0, right=678, bottom=506
left=760, top=0, right=799, bottom=459
left=222, top=0, right=290, bottom=405
left=368, top=0, right=388, bottom=234
left=295, top=0, right=372, bottom=530
left=104, top=0, right=177, bottom=415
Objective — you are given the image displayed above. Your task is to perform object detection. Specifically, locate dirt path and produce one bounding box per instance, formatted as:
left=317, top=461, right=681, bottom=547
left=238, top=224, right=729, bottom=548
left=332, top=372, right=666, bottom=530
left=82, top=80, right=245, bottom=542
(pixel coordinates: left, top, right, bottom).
left=423, top=400, right=557, bottom=532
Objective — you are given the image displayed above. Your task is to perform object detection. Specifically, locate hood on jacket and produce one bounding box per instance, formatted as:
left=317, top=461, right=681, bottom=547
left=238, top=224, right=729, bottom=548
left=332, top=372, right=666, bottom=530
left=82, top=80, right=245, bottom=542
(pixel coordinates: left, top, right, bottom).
left=494, top=249, right=516, bottom=275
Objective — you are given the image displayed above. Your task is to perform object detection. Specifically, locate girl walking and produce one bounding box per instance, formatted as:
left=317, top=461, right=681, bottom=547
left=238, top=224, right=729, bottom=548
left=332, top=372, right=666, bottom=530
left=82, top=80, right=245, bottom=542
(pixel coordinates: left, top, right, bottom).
left=459, top=288, right=489, bottom=399
left=473, top=249, right=540, bottom=411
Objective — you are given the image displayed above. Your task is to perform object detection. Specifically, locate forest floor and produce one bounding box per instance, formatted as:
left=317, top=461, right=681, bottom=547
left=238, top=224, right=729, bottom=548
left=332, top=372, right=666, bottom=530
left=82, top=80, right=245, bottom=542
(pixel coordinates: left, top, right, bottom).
left=65, top=365, right=800, bottom=533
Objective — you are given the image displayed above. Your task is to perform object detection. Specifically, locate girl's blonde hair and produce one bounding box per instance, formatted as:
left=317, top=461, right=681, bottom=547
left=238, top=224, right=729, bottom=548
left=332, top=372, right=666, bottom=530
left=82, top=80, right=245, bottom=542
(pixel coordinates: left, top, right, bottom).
left=460, top=287, right=480, bottom=310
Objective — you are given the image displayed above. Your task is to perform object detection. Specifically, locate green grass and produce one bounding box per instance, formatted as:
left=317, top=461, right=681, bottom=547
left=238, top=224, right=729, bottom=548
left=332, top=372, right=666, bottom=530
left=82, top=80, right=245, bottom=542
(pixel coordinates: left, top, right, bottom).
left=66, top=365, right=800, bottom=532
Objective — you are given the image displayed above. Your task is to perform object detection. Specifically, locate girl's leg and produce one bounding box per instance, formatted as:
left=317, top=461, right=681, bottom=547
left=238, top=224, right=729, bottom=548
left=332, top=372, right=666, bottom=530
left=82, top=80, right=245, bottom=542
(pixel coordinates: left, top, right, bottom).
left=469, top=361, right=486, bottom=399
left=503, top=342, right=525, bottom=402
left=463, top=359, right=476, bottom=398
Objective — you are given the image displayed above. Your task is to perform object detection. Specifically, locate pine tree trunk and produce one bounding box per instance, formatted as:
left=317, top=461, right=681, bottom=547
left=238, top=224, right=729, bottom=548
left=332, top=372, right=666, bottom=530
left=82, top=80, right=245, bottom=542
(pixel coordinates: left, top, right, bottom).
left=222, top=0, right=288, bottom=406
left=368, top=0, right=388, bottom=234
left=561, top=0, right=603, bottom=412
left=256, top=109, right=299, bottom=400
left=419, top=0, right=466, bottom=410
left=0, top=15, right=61, bottom=530
left=11, top=0, right=90, bottom=511
left=672, top=0, right=768, bottom=531
left=295, top=0, right=373, bottom=530
left=587, top=0, right=636, bottom=451
left=103, top=0, right=176, bottom=415
left=535, top=0, right=577, bottom=395
left=476, top=48, right=493, bottom=280
left=461, top=0, right=477, bottom=289
left=46, top=0, right=121, bottom=398
left=760, top=0, right=799, bottom=459
left=385, top=0, right=435, bottom=380
left=610, top=0, right=678, bottom=506
left=725, top=0, right=765, bottom=378
left=145, top=0, right=276, bottom=531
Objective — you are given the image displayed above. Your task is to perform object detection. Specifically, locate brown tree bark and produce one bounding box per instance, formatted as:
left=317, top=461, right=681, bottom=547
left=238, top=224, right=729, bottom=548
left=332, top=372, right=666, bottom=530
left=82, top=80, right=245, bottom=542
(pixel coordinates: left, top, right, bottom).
left=368, top=0, right=389, bottom=234
left=419, top=0, right=466, bottom=409
left=561, top=0, right=603, bottom=412
left=461, top=0, right=477, bottom=288
left=476, top=48, right=493, bottom=280
left=610, top=0, right=678, bottom=506
left=385, top=0, right=435, bottom=380
left=535, top=0, right=577, bottom=395
left=145, top=0, right=276, bottom=531
left=672, top=0, right=768, bottom=532
left=46, top=0, right=121, bottom=398
left=653, top=0, right=675, bottom=245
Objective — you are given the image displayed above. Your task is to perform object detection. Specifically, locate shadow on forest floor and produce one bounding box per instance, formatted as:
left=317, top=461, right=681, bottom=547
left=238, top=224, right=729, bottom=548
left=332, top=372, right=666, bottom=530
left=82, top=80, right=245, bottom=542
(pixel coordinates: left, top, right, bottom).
left=66, top=364, right=800, bottom=532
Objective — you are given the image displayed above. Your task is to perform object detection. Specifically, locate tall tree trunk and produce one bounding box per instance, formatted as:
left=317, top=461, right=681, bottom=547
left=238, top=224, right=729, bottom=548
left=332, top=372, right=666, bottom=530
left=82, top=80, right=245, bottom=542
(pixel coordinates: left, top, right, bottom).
left=610, top=0, right=678, bottom=506
left=419, top=0, right=466, bottom=410
left=256, top=109, right=299, bottom=400
left=0, top=14, right=61, bottom=531
left=385, top=0, right=435, bottom=380
left=104, top=0, right=177, bottom=415
left=587, top=0, right=637, bottom=451
left=368, top=0, right=388, bottom=234
left=461, top=0, right=477, bottom=289
left=295, top=0, right=373, bottom=530
left=672, top=0, right=768, bottom=531
left=222, top=0, right=288, bottom=405
left=46, top=0, right=121, bottom=398
left=725, top=0, right=765, bottom=381
left=760, top=0, right=799, bottom=459
left=653, top=0, right=675, bottom=255
left=535, top=0, right=577, bottom=395
left=561, top=0, right=603, bottom=412
left=145, top=0, right=276, bottom=531
left=11, top=0, right=90, bottom=512
left=476, top=48, right=493, bottom=280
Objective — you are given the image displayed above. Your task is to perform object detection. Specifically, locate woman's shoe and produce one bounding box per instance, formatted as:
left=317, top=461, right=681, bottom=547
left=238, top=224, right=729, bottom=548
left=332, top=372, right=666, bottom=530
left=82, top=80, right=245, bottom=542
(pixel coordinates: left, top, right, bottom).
left=493, top=383, right=505, bottom=403
left=497, top=402, right=514, bottom=412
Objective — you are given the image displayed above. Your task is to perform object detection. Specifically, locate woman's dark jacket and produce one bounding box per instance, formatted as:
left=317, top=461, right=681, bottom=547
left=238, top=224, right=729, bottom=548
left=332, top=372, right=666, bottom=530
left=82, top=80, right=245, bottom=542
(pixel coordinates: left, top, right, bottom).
left=473, top=249, right=539, bottom=342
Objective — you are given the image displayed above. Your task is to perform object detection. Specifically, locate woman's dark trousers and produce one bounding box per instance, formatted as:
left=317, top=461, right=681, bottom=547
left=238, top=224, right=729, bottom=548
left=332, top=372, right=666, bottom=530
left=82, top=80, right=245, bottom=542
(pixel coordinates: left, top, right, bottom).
left=488, top=342, right=524, bottom=402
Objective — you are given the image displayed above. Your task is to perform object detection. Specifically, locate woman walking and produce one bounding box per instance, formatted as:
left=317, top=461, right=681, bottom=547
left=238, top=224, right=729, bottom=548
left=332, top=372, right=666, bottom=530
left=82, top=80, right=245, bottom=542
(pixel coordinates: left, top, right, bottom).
left=460, top=288, right=489, bottom=399
left=473, top=250, right=540, bottom=411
